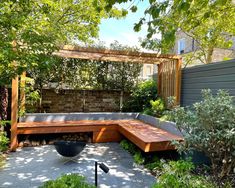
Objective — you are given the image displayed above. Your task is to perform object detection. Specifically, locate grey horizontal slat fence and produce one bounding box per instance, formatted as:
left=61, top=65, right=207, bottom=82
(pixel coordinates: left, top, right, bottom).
left=181, top=59, right=235, bottom=107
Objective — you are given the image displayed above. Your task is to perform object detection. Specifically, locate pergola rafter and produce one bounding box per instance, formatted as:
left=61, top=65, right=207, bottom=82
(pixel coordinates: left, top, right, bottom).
left=55, top=45, right=181, bottom=64
left=10, top=46, right=182, bottom=151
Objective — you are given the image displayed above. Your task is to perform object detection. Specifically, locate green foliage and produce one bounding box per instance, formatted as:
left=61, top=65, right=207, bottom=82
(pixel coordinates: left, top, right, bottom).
left=150, top=98, right=165, bottom=117
left=142, top=98, right=165, bottom=117
left=167, top=89, right=235, bottom=178
left=40, top=174, right=95, bottom=188
left=0, top=0, right=125, bottom=84
left=152, top=160, right=216, bottom=188
left=166, top=96, right=176, bottom=110
left=93, top=41, right=142, bottom=91
left=0, top=86, right=8, bottom=121
left=146, top=0, right=235, bottom=64
left=19, top=77, right=40, bottom=116
left=142, top=108, right=154, bottom=116
left=133, top=150, right=145, bottom=165
left=123, top=80, right=157, bottom=112
left=0, top=132, right=9, bottom=152
left=28, top=41, right=142, bottom=92
left=108, top=1, right=235, bottom=64
left=120, top=139, right=136, bottom=155
left=24, top=78, right=40, bottom=107
left=145, top=157, right=162, bottom=171
left=120, top=139, right=145, bottom=164
left=0, top=121, right=9, bottom=152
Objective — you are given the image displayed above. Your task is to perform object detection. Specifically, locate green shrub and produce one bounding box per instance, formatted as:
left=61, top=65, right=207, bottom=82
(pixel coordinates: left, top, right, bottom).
left=142, top=107, right=154, bottom=116
left=120, top=139, right=145, bottom=164
left=120, top=139, right=136, bottom=155
left=39, top=174, right=95, bottom=188
left=167, top=89, right=235, bottom=178
left=152, top=160, right=216, bottom=188
left=0, top=121, right=9, bottom=152
left=133, top=150, right=145, bottom=165
left=19, top=77, right=40, bottom=116
left=122, top=80, right=157, bottom=112
left=145, top=160, right=162, bottom=171
left=0, top=132, right=9, bottom=152
left=150, top=98, right=165, bottom=117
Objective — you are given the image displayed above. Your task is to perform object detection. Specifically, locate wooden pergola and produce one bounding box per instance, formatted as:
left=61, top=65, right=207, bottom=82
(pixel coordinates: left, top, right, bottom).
left=10, top=45, right=182, bottom=151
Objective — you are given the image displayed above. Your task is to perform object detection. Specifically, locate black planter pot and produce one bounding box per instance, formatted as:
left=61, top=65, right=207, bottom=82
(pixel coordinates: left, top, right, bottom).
left=181, top=150, right=211, bottom=165
left=54, top=141, right=86, bottom=157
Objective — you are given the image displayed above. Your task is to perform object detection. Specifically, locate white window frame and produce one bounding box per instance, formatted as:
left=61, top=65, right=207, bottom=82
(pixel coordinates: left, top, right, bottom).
left=178, top=38, right=186, bottom=54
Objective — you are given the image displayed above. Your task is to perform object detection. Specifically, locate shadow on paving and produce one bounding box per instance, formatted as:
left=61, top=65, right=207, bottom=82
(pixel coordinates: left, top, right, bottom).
left=0, top=143, right=155, bottom=188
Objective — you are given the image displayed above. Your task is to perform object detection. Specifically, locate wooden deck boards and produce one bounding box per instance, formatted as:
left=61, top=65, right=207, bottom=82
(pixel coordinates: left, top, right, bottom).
left=17, top=119, right=183, bottom=152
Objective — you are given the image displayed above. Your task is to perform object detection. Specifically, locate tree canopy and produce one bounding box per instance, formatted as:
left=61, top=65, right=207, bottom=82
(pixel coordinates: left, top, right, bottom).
left=107, top=0, right=235, bottom=64
left=0, top=0, right=126, bottom=85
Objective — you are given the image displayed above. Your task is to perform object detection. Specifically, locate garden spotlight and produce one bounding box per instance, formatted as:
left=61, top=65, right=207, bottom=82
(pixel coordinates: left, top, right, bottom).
left=95, top=161, right=109, bottom=187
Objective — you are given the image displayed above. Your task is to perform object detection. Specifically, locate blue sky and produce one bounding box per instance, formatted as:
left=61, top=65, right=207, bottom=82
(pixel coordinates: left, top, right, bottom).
left=98, top=1, right=150, bottom=48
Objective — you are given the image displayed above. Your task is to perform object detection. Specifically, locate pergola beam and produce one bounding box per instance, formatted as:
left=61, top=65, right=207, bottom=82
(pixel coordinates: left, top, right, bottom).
left=54, top=45, right=181, bottom=64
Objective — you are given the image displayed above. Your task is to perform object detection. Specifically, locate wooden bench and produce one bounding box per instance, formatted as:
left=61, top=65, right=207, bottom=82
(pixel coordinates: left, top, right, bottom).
left=17, top=120, right=183, bottom=152
left=118, top=121, right=182, bottom=152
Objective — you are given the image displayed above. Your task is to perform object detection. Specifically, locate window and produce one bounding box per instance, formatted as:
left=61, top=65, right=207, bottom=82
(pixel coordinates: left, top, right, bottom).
left=146, top=65, right=152, bottom=79
left=178, top=39, right=185, bottom=54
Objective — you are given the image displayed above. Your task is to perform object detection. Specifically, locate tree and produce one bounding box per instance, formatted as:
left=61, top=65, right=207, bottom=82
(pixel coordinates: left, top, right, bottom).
left=107, top=0, right=235, bottom=64
left=0, top=0, right=125, bottom=119
left=0, top=0, right=126, bottom=80
left=95, top=41, right=142, bottom=91
left=28, top=41, right=142, bottom=92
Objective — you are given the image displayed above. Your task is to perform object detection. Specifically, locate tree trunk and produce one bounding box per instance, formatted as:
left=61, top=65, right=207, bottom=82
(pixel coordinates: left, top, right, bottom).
left=0, top=86, right=8, bottom=121
left=205, top=47, right=214, bottom=64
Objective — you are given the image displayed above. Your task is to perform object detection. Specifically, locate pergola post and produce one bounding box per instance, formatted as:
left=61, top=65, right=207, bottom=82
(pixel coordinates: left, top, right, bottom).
left=20, top=72, right=26, bottom=114
left=10, top=76, right=19, bottom=151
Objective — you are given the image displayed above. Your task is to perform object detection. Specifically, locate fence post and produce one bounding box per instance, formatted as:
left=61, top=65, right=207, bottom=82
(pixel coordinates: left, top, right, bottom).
left=175, top=58, right=182, bottom=105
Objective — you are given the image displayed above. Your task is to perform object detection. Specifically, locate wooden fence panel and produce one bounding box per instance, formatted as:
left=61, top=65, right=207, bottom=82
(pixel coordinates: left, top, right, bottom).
left=158, top=59, right=181, bottom=105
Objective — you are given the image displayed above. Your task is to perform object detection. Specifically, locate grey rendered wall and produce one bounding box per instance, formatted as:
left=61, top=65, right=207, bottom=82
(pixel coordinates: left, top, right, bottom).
left=181, top=59, right=235, bottom=106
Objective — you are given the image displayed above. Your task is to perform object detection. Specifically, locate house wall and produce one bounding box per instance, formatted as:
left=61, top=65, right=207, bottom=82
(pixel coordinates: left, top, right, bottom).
left=139, top=64, right=158, bottom=80
left=174, top=30, right=235, bottom=65
left=173, top=30, right=196, bottom=54
left=39, top=89, right=130, bottom=113
left=181, top=59, right=235, bottom=106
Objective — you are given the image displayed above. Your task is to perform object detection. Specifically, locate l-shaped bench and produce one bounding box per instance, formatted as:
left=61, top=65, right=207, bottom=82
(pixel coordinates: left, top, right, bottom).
left=17, top=113, right=183, bottom=152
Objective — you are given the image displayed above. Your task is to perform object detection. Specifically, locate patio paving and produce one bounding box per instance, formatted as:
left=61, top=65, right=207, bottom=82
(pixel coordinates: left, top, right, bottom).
left=0, top=143, right=156, bottom=188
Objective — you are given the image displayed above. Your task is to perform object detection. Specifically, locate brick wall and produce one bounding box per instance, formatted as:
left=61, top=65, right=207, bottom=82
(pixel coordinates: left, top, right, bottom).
left=41, top=89, right=130, bottom=113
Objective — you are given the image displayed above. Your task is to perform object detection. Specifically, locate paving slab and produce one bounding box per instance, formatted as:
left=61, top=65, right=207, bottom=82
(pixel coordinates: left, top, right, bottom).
left=0, top=143, right=155, bottom=188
